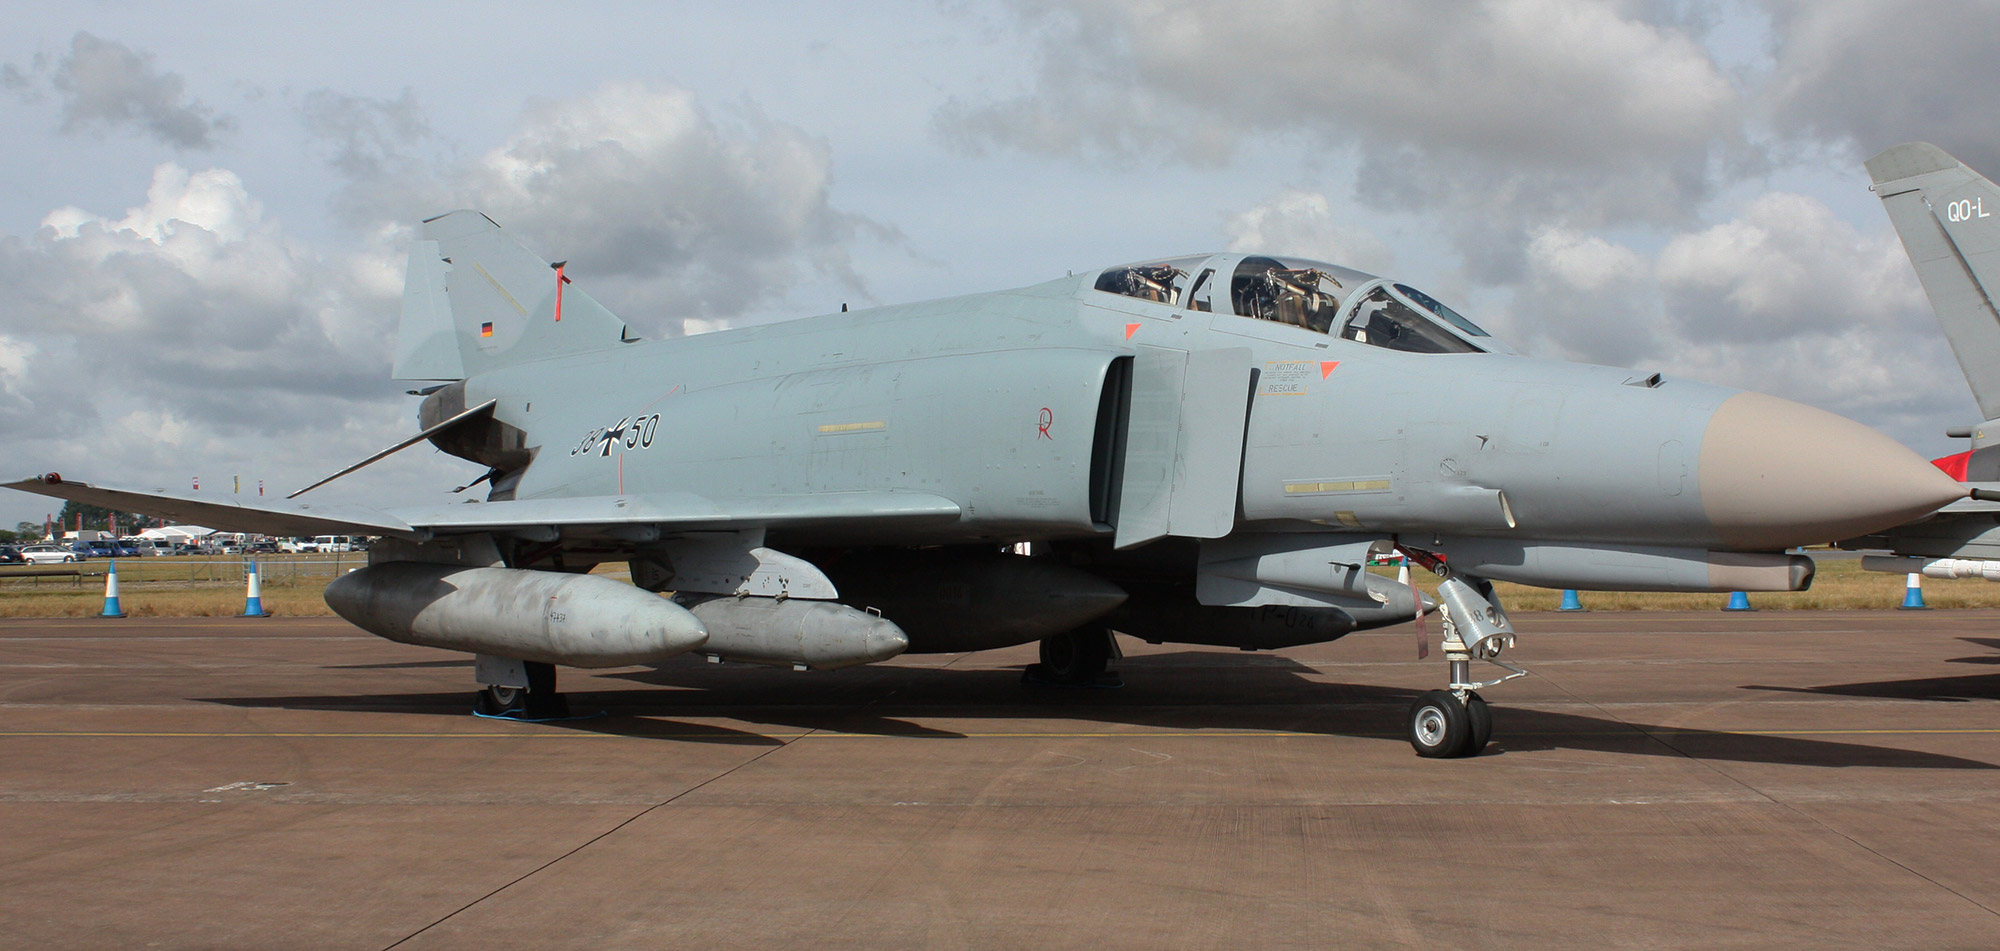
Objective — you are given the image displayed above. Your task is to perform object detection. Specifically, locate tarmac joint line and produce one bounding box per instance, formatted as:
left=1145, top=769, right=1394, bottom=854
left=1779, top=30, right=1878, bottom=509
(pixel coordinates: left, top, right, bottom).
left=378, top=727, right=810, bottom=951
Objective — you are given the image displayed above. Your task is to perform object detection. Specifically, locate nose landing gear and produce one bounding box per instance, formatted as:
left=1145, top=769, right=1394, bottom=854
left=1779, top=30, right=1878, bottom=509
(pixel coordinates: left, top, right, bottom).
left=1398, top=550, right=1526, bottom=758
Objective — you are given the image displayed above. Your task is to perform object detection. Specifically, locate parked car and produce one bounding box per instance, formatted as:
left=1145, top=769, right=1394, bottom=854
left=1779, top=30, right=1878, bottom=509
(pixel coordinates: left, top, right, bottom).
left=0, top=546, right=25, bottom=565
left=20, top=544, right=78, bottom=564
left=313, top=535, right=357, bottom=552
left=246, top=541, right=278, bottom=554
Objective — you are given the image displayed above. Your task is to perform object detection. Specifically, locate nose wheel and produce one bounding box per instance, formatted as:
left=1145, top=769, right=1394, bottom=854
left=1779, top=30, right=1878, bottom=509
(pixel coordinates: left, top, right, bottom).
left=1407, top=689, right=1493, bottom=758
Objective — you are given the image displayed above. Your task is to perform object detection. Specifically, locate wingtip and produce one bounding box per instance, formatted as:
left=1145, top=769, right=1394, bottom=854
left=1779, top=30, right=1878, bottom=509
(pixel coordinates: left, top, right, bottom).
left=2, top=473, right=70, bottom=492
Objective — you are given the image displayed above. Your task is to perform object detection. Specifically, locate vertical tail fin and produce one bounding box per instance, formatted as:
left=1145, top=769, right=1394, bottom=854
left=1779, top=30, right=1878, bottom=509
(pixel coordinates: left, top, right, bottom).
left=1867, top=143, right=2000, bottom=420
left=394, top=210, right=632, bottom=381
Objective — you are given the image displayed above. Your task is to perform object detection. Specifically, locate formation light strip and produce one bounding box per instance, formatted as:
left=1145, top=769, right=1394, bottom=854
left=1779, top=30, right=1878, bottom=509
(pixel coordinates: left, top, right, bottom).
left=1285, top=479, right=1390, bottom=494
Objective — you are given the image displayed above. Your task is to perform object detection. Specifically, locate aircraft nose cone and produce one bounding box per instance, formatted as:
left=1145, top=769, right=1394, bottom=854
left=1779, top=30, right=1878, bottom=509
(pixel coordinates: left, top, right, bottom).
left=663, top=610, right=712, bottom=653
left=1698, top=392, right=1964, bottom=548
left=863, top=617, right=911, bottom=663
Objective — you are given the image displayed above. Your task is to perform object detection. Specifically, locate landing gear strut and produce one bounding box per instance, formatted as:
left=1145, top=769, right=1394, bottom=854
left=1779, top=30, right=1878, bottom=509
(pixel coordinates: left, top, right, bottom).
left=475, top=659, right=570, bottom=720
left=1026, top=626, right=1118, bottom=686
left=1398, top=550, right=1526, bottom=758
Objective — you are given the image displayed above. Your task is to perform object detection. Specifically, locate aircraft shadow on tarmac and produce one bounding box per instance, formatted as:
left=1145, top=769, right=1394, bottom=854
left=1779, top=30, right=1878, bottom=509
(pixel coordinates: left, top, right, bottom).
left=323, top=659, right=475, bottom=670
left=1741, top=637, right=2000, bottom=704
left=189, top=649, right=1998, bottom=769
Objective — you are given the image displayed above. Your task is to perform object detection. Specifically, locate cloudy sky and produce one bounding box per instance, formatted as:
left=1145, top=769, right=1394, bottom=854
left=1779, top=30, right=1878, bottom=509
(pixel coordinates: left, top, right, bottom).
left=2, top=0, right=1996, bottom=531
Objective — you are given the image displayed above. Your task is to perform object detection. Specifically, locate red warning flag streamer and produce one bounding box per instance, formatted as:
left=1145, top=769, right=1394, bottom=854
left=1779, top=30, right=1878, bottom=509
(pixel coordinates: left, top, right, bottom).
left=552, top=261, right=573, bottom=322
left=1933, top=450, right=1972, bottom=481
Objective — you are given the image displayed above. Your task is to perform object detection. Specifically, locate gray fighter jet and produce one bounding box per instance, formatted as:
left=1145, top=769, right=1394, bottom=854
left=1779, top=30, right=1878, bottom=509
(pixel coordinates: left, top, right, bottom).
left=1837, top=143, right=2000, bottom=568
left=7, top=205, right=1969, bottom=757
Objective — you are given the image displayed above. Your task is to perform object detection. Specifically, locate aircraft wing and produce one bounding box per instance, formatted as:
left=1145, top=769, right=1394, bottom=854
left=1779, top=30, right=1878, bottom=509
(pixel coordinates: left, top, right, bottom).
left=4, top=475, right=422, bottom=539
left=4, top=474, right=962, bottom=542
left=389, top=491, right=963, bottom=536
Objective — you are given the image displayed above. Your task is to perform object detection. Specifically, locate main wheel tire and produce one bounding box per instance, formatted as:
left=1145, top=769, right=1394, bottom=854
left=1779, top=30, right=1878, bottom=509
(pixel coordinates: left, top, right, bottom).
left=1408, top=689, right=1472, bottom=758
left=1464, top=690, right=1493, bottom=756
left=1039, top=627, right=1112, bottom=684
left=478, top=683, right=526, bottom=716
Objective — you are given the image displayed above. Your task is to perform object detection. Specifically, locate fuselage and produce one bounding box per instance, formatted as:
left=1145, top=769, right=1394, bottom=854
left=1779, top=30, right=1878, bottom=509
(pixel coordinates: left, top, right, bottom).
left=448, top=252, right=1959, bottom=566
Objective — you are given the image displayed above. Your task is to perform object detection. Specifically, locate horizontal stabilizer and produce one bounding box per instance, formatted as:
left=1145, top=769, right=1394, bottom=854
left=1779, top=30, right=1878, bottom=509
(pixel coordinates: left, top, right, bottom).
left=288, top=399, right=498, bottom=499
left=4, top=475, right=418, bottom=539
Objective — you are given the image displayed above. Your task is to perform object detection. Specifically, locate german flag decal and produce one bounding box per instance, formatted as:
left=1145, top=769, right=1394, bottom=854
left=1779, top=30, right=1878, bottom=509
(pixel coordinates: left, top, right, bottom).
left=480, top=322, right=494, bottom=338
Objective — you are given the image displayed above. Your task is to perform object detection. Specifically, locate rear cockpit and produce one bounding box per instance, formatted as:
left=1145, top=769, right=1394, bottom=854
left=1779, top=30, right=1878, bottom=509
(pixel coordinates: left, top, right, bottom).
left=1091, top=253, right=1505, bottom=354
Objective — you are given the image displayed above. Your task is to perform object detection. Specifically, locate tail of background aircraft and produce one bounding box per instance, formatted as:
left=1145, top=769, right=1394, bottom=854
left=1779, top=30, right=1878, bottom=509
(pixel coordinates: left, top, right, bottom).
left=1866, top=142, right=2000, bottom=478
left=394, top=210, right=632, bottom=382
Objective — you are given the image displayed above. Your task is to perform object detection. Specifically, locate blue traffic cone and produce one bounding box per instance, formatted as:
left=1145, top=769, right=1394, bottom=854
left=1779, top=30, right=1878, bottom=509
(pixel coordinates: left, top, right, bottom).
left=239, top=561, right=270, bottom=618
left=100, top=558, right=127, bottom=618
left=1724, top=590, right=1754, bottom=612
left=1558, top=589, right=1584, bottom=612
left=1898, top=572, right=1930, bottom=610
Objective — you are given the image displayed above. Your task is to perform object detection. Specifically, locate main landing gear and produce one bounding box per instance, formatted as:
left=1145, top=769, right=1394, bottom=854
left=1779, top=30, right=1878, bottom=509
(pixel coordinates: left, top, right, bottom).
left=1399, top=557, right=1527, bottom=758
left=474, top=657, right=572, bottom=720
left=1025, top=626, right=1120, bottom=687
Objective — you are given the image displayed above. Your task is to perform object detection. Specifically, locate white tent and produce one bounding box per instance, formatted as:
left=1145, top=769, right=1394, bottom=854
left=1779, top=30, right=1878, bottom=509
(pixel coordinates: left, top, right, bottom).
left=137, top=525, right=214, bottom=542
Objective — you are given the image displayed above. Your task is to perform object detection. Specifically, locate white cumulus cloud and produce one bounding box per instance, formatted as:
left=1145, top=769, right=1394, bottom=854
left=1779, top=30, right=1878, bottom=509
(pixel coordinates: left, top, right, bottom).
left=1223, top=190, right=1393, bottom=276
left=0, top=162, right=462, bottom=507
left=315, top=81, right=876, bottom=334
left=1656, top=191, right=1924, bottom=340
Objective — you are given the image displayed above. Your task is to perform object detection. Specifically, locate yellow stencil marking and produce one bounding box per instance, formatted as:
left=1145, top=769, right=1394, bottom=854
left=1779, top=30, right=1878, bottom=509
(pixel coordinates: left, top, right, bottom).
left=817, top=420, right=887, bottom=434
left=471, top=261, right=528, bottom=316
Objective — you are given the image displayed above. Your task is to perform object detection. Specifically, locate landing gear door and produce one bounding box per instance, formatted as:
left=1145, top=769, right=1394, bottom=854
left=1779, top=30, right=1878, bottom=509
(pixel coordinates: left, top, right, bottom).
left=1114, top=346, right=1254, bottom=549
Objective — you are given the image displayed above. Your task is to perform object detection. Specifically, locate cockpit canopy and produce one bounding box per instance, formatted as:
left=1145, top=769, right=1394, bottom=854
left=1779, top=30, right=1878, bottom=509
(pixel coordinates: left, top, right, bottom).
left=1091, top=253, right=1501, bottom=354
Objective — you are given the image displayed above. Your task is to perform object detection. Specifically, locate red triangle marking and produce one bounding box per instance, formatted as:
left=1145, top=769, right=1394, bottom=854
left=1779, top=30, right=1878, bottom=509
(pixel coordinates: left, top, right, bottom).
left=1124, top=323, right=1141, bottom=340
left=1320, top=361, right=1340, bottom=379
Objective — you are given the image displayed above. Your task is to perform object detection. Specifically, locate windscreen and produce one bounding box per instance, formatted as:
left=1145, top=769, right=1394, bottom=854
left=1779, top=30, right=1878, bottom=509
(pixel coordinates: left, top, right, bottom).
left=1394, top=284, right=1491, bottom=337
left=1340, top=287, right=1481, bottom=354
